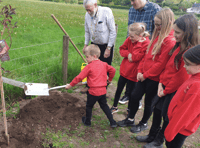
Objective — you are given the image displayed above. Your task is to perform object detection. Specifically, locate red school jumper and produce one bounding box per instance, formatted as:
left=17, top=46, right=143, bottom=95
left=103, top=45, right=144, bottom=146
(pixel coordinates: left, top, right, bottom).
left=119, top=37, right=150, bottom=82
left=164, top=73, right=200, bottom=142
left=137, top=31, right=176, bottom=82
left=159, top=46, right=190, bottom=95
left=70, top=60, right=116, bottom=96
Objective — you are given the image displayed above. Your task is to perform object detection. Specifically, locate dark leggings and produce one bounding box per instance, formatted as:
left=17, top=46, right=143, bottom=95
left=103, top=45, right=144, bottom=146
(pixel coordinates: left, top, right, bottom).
left=166, top=133, right=187, bottom=148
left=113, top=75, right=136, bottom=107
left=129, top=79, right=158, bottom=123
left=86, top=93, right=115, bottom=124
left=150, top=92, right=176, bottom=135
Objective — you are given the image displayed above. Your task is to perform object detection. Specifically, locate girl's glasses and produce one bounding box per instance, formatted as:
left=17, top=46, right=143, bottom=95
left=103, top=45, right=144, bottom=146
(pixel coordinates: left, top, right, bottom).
left=154, top=23, right=162, bottom=27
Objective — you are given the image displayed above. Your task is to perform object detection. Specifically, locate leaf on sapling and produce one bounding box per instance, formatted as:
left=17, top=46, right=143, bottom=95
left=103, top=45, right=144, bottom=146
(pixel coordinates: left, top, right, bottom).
left=0, top=2, right=17, bottom=48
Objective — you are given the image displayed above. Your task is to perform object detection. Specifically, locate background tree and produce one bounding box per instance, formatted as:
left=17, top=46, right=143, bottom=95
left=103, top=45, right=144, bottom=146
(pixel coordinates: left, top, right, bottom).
left=179, top=1, right=193, bottom=11
left=99, top=0, right=112, bottom=4
left=121, top=0, right=131, bottom=6
left=113, top=0, right=121, bottom=5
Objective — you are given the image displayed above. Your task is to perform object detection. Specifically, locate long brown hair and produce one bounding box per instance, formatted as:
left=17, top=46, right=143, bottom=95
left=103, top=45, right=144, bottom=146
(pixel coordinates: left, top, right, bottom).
left=147, top=8, right=174, bottom=60
left=169, top=14, right=199, bottom=69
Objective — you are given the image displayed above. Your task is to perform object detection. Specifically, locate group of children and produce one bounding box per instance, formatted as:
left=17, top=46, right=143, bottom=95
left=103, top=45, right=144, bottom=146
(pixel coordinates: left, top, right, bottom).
left=65, top=8, right=200, bottom=148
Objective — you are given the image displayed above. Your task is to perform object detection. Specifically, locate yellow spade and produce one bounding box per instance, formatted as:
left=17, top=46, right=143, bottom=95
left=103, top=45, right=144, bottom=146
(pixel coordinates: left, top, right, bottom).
left=81, top=63, right=87, bottom=83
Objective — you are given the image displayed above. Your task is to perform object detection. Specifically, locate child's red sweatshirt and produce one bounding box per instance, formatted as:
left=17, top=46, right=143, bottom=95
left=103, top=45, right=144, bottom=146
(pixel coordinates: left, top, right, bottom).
left=159, top=46, right=190, bottom=95
left=138, top=31, right=176, bottom=82
left=164, top=73, right=200, bottom=142
left=119, top=37, right=150, bottom=82
left=70, top=60, right=116, bottom=96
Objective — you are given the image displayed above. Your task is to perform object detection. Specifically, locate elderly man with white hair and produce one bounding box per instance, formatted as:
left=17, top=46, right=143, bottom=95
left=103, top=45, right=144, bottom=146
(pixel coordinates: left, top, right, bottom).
left=82, top=0, right=116, bottom=66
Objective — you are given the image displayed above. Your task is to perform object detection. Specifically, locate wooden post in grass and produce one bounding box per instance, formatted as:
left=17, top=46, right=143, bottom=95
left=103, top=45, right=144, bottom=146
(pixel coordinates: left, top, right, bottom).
left=113, top=24, right=118, bottom=59
left=51, top=14, right=87, bottom=63
left=63, top=35, right=69, bottom=84
left=0, top=61, right=9, bottom=145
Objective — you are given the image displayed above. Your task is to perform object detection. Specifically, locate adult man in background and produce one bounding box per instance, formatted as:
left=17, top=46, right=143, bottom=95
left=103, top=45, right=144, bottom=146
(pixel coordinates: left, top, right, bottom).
left=128, top=0, right=161, bottom=37
left=82, top=0, right=116, bottom=66
left=119, top=0, right=161, bottom=106
left=81, top=0, right=116, bottom=93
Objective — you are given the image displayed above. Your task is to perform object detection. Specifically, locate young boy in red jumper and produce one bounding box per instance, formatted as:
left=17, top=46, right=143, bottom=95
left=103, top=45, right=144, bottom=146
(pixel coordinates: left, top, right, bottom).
left=164, top=45, right=200, bottom=148
left=65, top=44, right=117, bottom=127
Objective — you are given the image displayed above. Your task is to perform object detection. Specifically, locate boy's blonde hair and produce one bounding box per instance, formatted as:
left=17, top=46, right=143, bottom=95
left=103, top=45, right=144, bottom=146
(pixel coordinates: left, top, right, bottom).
left=147, top=8, right=174, bottom=60
left=85, top=44, right=101, bottom=58
left=129, top=22, right=150, bottom=37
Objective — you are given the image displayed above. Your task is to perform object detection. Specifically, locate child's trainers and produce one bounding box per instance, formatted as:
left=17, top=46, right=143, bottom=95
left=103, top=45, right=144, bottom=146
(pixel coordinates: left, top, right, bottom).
left=117, top=118, right=135, bottom=127
left=82, top=116, right=91, bottom=127
left=110, top=120, right=117, bottom=128
left=119, top=96, right=129, bottom=104
left=110, top=106, right=118, bottom=114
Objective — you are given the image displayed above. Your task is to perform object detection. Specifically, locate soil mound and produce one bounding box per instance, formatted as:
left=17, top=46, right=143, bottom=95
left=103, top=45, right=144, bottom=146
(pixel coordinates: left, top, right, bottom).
left=0, top=91, right=86, bottom=148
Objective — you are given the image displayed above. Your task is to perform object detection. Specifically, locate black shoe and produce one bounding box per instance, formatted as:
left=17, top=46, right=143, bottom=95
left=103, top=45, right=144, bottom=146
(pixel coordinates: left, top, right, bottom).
left=136, top=127, right=160, bottom=143
left=130, top=121, right=148, bottom=133
left=143, top=132, right=165, bottom=148
left=119, top=96, right=129, bottom=104
left=117, top=118, right=134, bottom=127
left=110, top=121, right=117, bottom=128
left=82, top=116, right=91, bottom=127
left=110, top=106, right=118, bottom=114
left=136, top=135, right=154, bottom=143
left=143, top=141, right=164, bottom=148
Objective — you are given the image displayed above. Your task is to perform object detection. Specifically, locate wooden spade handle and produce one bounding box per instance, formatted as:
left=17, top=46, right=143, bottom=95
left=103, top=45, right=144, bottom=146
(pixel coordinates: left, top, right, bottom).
left=49, top=82, right=87, bottom=90
left=51, top=14, right=87, bottom=63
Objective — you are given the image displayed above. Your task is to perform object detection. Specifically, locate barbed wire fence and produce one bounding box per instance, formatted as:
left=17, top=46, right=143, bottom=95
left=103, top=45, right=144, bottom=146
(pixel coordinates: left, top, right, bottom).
left=2, top=24, right=127, bottom=95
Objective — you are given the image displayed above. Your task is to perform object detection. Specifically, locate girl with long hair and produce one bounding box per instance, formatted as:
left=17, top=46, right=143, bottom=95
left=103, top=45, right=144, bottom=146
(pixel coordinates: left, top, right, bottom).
left=165, top=44, right=200, bottom=148
left=136, top=14, right=199, bottom=148
left=117, top=8, right=176, bottom=133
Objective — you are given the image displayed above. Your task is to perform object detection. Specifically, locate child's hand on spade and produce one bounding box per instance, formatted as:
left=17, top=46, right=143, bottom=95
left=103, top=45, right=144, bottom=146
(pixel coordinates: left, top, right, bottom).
left=65, top=84, right=72, bottom=89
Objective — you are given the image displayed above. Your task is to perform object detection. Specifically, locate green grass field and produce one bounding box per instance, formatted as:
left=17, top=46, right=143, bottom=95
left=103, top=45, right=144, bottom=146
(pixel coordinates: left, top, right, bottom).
left=0, top=0, right=129, bottom=100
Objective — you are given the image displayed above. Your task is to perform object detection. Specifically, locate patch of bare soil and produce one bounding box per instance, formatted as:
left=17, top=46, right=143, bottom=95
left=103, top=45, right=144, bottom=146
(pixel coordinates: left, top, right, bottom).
left=0, top=83, right=199, bottom=148
left=0, top=91, right=85, bottom=148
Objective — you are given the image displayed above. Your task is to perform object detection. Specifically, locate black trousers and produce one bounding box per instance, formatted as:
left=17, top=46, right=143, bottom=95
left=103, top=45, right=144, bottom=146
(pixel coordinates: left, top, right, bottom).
left=150, top=90, right=176, bottom=135
left=166, top=133, right=187, bottom=148
left=124, top=84, right=131, bottom=97
left=91, top=42, right=114, bottom=65
left=86, top=93, right=115, bottom=124
left=129, top=79, right=158, bottom=123
left=113, top=75, right=136, bottom=107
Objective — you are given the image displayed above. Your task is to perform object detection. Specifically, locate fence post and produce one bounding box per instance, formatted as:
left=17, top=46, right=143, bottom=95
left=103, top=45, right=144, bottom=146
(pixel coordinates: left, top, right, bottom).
left=113, top=24, right=118, bottom=59
left=114, top=24, right=118, bottom=49
left=63, top=35, right=69, bottom=84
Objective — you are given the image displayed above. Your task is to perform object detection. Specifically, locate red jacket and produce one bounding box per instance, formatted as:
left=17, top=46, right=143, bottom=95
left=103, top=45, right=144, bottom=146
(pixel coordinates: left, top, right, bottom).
left=70, top=60, right=116, bottom=96
left=138, top=31, right=176, bottom=82
left=160, top=46, right=190, bottom=95
left=119, top=37, right=150, bottom=82
left=164, top=73, right=200, bottom=142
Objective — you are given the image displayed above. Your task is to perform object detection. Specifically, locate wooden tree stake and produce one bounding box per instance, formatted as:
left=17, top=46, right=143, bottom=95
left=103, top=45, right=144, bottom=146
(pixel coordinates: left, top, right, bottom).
left=0, top=61, right=9, bottom=145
